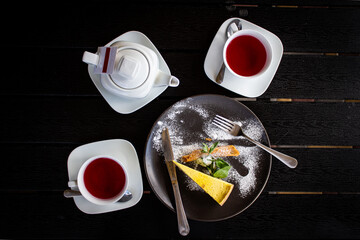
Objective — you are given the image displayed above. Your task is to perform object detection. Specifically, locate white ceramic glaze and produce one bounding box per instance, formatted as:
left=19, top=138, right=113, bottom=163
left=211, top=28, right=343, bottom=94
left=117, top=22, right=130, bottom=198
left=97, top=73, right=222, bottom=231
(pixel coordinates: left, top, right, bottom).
left=223, top=29, right=272, bottom=78
left=68, top=155, right=128, bottom=205
left=67, top=139, right=143, bottom=214
left=84, top=31, right=177, bottom=114
left=204, top=18, right=283, bottom=97
left=83, top=41, right=179, bottom=99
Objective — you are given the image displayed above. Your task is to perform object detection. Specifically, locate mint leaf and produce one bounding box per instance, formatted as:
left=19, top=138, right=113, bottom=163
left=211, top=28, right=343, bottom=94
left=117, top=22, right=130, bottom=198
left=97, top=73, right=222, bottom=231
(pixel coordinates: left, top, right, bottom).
left=199, top=142, right=231, bottom=179
left=209, top=142, right=219, bottom=154
left=202, top=143, right=209, bottom=153
left=213, top=166, right=231, bottom=179
left=215, top=159, right=229, bottom=169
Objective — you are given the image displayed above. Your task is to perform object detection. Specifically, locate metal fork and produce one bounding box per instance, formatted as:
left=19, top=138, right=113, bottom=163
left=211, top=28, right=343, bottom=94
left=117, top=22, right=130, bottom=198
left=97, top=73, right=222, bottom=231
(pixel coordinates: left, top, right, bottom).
left=212, top=115, right=298, bottom=168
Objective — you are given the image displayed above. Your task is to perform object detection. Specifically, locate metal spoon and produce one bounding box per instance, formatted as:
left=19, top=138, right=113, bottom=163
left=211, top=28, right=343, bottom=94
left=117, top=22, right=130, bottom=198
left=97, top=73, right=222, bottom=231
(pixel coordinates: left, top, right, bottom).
left=215, top=19, right=242, bottom=84
left=63, top=189, right=133, bottom=202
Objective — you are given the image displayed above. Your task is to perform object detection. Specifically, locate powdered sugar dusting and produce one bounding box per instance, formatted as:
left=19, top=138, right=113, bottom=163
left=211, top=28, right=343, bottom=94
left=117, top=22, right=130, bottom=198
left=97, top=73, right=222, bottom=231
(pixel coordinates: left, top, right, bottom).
left=151, top=98, right=266, bottom=198
left=226, top=146, right=260, bottom=196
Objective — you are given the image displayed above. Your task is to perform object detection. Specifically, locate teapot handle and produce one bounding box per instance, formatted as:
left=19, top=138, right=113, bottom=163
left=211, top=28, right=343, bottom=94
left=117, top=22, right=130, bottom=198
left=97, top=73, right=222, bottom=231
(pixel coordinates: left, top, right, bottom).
left=154, top=70, right=180, bottom=87
left=82, top=51, right=99, bottom=65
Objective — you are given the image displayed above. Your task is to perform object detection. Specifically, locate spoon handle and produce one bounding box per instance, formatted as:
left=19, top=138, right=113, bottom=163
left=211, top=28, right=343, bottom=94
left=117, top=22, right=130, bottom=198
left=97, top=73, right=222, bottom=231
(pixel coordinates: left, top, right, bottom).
left=63, top=189, right=133, bottom=202
left=244, top=135, right=298, bottom=168
left=63, top=189, right=82, bottom=198
left=215, top=62, right=226, bottom=84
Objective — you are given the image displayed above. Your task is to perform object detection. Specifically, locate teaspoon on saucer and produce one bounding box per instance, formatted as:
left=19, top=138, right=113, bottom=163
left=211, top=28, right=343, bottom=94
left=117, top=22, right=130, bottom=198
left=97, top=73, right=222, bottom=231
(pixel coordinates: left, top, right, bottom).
left=215, top=19, right=242, bottom=84
left=63, top=189, right=133, bottom=203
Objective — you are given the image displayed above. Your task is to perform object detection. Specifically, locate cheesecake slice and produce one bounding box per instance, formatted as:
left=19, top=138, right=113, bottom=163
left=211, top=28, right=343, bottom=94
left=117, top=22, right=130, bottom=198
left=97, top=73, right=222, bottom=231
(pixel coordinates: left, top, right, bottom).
left=173, top=160, right=234, bottom=206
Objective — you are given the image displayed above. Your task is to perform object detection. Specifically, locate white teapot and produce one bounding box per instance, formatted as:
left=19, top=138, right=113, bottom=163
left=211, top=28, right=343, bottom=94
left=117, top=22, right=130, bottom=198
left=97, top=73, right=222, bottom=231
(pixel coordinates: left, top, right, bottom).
left=82, top=41, right=179, bottom=98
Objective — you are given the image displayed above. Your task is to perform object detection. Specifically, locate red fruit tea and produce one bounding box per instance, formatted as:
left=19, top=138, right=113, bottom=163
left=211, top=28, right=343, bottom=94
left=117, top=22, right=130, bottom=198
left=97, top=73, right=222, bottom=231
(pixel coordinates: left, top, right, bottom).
left=226, top=35, right=267, bottom=77
left=83, top=157, right=126, bottom=199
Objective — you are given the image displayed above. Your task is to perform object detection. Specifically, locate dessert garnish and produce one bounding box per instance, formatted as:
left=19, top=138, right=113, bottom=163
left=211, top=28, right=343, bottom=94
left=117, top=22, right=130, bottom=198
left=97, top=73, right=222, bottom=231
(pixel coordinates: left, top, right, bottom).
left=182, top=142, right=239, bottom=179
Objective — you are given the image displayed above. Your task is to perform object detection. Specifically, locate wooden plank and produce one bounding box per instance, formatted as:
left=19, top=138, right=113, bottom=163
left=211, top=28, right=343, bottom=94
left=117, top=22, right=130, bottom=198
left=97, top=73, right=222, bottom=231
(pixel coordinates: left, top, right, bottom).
left=56, top=0, right=360, bottom=6
left=5, top=3, right=360, bottom=52
left=245, top=7, right=360, bottom=53
left=0, top=143, right=153, bottom=192
left=2, top=2, right=359, bottom=239
left=2, top=98, right=359, bottom=145
left=0, top=144, right=359, bottom=192
left=3, top=49, right=360, bottom=99
left=244, top=0, right=360, bottom=7
left=265, top=54, right=360, bottom=99
left=265, top=148, right=360, bottom=192
left=1, top=192, right=359, bottom=238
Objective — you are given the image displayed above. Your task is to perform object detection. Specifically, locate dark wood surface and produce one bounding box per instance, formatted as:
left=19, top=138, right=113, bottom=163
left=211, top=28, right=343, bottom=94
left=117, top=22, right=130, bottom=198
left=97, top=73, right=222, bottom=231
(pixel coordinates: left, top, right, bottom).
left=2, top=1, right=360, bottom=238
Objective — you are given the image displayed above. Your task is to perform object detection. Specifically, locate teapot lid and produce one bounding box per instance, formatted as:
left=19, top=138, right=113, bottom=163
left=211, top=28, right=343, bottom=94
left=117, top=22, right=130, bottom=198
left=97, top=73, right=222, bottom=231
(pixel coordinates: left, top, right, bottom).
left=110, top=48, right=149, bottom=89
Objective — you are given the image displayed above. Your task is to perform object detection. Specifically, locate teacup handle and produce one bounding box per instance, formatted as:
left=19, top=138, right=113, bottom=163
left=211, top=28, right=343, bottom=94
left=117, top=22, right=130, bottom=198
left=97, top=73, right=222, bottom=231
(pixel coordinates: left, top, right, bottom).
left=68, top=180, right=78, bottom=188
left=82, top=51, right=99, bottom=65
left=154, top=70, right=180, bottom=87
left=229, top=22, right=241, bottom=35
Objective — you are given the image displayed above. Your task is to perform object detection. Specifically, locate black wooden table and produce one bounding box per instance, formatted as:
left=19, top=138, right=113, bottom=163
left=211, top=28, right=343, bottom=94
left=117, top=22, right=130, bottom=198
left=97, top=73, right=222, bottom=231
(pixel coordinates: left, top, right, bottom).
left=2, top=1, right=360, bottom=238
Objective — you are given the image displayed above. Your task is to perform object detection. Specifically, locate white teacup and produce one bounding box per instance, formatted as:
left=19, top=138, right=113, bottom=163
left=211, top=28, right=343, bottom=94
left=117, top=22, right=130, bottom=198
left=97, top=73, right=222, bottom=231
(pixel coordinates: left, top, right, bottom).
left=82, top=41, right=179, bottom=98
left=68, top=155, right=128, bottom=205
left=223, top=29, right=272, bottom=78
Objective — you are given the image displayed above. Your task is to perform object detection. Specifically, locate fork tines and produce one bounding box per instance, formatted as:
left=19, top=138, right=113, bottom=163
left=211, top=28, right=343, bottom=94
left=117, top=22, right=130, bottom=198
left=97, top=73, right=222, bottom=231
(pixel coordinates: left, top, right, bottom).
left=212, top=115, right=234, bottom=132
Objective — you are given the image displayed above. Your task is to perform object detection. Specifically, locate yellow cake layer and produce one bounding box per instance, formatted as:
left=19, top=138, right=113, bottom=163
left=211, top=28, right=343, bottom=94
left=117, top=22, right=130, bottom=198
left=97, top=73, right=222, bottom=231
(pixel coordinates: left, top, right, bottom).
left=173, top=160, right=234, bottom=206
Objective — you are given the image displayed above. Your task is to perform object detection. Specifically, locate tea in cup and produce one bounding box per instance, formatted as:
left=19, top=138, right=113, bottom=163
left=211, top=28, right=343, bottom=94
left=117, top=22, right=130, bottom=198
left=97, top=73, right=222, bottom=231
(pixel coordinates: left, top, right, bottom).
left=68, top=155, right=128, bottom=205
left=223, top=29, right=272, bottom=78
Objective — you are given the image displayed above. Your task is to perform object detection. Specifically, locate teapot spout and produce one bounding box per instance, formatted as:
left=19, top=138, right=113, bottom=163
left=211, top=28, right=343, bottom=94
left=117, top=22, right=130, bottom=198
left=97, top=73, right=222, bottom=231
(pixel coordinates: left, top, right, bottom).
left=155, top=70, right=180, bottom=87
left=168, top=76, right=180, bottom=87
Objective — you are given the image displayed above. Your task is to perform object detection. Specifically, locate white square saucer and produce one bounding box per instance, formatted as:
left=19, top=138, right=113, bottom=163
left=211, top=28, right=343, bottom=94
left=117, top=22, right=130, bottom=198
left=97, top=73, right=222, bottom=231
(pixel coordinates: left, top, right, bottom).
left=67, top=139, right=143, bottom=214
left=204, top=18, right=283, bottom=97
left=87, top=31, right=171, bottom=114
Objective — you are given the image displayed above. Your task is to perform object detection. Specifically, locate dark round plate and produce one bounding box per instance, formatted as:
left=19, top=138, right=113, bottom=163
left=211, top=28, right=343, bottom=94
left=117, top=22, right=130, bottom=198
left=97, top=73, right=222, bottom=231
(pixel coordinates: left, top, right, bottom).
left=144, top=94, right=271, bottom=221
